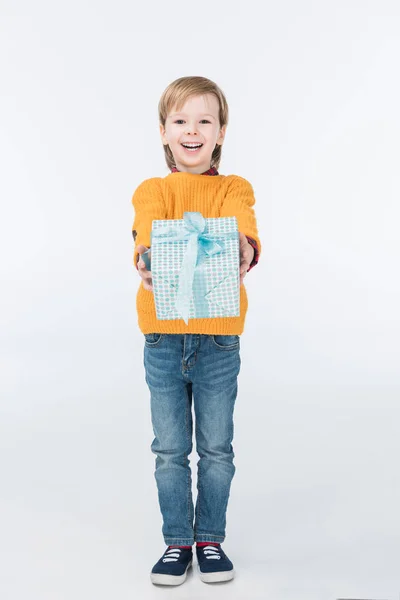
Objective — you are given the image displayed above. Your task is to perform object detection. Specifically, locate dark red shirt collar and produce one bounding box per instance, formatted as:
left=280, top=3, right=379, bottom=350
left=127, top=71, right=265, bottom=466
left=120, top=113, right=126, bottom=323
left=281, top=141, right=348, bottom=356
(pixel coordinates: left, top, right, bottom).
left=171, top=166, right=219, bottom=176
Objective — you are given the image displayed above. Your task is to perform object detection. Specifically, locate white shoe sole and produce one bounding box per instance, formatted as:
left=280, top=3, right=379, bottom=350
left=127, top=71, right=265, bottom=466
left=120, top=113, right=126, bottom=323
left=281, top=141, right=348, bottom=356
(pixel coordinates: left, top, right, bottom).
left=150, top=559, right=192, bottom=586
left=198, top=565, right=235, bottom=583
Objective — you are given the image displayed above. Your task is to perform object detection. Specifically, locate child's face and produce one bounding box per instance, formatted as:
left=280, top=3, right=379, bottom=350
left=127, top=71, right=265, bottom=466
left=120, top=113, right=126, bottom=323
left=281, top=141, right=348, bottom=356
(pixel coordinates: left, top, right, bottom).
left=160, top=93, right=226, bottom=173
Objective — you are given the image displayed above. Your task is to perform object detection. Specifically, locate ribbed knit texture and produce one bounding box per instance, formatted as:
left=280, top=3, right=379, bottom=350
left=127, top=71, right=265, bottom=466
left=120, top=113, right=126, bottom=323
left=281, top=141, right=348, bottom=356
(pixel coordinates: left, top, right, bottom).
left=131, top=172, right=261, bottom=335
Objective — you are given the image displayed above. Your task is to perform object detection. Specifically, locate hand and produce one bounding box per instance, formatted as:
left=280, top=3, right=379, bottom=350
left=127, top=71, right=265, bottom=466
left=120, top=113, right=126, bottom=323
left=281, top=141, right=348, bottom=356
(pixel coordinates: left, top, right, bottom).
left=239, top=232, right=254, bottom=285
left=136, top=244, right=153, bottom=291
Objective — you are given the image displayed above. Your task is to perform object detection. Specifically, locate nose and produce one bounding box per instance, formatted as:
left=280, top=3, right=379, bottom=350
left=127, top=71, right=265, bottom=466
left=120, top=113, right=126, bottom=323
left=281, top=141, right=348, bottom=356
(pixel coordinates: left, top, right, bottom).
left=184, top=121, right=199, bottom=135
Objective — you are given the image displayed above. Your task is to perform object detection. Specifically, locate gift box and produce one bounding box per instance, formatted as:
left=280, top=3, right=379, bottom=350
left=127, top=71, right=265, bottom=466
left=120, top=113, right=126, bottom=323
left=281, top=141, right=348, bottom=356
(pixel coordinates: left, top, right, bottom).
left=150, top=212, right=240, bottom=324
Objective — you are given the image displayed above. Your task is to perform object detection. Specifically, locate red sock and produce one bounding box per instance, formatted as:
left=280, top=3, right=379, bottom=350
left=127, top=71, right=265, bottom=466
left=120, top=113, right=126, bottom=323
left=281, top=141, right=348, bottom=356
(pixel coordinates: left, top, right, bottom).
left=168, top=545, right=191, bottom=549
left=196, top=542, right=220, bottom=547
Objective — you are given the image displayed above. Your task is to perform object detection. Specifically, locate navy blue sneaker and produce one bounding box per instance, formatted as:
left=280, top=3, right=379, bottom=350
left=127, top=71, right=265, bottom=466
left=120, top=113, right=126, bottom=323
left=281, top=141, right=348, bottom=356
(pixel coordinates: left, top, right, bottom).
left=150, top=546, right=193, bottom=586
left=196, top=544, right=235, bottom=583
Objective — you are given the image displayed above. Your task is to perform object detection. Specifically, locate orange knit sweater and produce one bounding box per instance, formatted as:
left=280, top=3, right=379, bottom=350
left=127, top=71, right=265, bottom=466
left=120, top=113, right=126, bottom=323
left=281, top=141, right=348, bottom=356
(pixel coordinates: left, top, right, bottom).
left=131, top=172, right=261, bottom=335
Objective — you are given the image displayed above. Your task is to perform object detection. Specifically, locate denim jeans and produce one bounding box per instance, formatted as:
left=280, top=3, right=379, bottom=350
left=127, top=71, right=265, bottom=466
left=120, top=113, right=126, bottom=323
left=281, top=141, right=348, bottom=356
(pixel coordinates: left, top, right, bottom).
left=143, top=333, right=241, bottom=546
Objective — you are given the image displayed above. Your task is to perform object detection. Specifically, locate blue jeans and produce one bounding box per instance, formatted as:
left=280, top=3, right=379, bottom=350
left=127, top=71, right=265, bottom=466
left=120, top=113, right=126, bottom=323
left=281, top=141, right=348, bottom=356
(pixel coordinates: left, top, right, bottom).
left=143, top=333, right=241, bottom=546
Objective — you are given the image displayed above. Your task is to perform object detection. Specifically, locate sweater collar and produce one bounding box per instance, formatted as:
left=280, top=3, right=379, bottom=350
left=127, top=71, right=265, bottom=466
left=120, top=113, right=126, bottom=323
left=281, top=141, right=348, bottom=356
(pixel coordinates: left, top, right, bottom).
left=171, top=166, right=219, bottom=176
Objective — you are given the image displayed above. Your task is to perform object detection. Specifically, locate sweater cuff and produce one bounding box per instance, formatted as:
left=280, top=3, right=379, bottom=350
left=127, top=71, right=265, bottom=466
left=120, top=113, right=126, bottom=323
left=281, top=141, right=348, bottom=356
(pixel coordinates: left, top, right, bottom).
left=245, top=236, right=259, bottom=272
left=133, top=230, right=139, bottom=269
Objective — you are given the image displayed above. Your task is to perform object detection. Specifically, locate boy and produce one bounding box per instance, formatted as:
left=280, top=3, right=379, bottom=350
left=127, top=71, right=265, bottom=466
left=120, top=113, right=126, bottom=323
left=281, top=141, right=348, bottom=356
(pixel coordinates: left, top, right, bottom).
left=131, top=76, right=261, bottom=585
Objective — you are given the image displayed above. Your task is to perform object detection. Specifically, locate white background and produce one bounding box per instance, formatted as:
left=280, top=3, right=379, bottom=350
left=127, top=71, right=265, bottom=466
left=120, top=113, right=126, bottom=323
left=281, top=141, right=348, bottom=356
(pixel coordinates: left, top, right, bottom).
left=1, top=1, right=399, bottom=599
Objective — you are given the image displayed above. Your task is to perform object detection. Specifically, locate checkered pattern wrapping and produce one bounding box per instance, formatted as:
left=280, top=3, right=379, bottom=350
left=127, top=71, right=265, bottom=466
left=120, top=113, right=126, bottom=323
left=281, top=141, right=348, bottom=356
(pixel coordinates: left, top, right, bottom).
left=151, top=216, right=240, bottom=321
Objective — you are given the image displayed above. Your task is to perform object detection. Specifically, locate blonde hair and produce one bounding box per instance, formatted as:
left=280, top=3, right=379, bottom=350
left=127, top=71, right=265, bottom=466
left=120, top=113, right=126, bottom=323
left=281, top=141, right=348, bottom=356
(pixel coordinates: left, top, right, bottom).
left=158, top=76, right=229, bottom=171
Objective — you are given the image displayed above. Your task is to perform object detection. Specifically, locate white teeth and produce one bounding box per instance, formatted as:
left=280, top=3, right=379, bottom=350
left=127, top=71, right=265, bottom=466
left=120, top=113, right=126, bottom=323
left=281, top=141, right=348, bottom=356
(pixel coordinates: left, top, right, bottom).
left=182, top=143, right=202, bottom=148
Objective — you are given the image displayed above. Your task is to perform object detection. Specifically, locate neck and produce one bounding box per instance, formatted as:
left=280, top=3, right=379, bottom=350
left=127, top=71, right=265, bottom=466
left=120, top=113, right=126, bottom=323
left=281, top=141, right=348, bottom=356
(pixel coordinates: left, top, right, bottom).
left=174, top=162, right=211, bottom=174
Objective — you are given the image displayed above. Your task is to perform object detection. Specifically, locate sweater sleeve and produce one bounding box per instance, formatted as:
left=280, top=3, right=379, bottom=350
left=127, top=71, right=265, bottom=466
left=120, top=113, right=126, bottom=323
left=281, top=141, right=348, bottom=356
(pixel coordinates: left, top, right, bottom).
left=220, top=176, right=262, bottom=266
left=131, top=178, right=166, bottom=267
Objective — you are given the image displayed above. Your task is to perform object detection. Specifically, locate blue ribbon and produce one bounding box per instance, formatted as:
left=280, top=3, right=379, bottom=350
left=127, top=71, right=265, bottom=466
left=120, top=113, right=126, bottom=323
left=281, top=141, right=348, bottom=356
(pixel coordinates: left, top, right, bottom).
left=151, top=212, right=237, bottom=324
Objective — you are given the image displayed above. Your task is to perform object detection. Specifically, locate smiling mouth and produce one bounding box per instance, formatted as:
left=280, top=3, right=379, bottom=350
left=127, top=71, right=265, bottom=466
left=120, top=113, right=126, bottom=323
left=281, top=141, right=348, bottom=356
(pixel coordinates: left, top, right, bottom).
left=181, top=143, right=203, bottom=152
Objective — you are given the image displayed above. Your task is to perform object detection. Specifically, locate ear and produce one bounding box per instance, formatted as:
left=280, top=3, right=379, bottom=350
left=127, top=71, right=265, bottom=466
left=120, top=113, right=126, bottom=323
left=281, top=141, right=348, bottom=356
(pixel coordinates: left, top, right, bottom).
left=216, top=124, right=227, bottom=146
left=159, top=123, right=168, bottom=145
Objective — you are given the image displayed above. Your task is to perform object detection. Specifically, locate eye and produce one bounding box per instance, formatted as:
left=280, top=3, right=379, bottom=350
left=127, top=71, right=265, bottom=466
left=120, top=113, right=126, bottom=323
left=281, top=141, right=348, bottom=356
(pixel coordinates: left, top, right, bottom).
left=173, top=119, right=211, bottom=124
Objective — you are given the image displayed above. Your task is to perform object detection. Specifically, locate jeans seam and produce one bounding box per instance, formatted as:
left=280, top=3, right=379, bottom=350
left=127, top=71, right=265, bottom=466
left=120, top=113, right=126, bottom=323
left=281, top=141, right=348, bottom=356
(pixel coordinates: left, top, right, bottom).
left=196, top=421, right=201, bottom=528
left=211, top=340, right=240, bottom=351
left=195, top=532, right=225, bottom=539
left=144, top=334, right=164, bottom=348
left=165, top=537, right=194, bottom=545
left=185, top=384, right=194, bottom=532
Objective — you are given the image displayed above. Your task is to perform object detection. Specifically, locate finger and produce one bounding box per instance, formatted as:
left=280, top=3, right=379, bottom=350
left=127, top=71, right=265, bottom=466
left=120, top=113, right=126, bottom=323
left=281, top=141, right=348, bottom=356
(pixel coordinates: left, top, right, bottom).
left=239, top=232, right=250, bottom=248
left=240, top=261, right=249, bottom=274
left=138, top=261, right=151, bottom=276
left=142, top=270, right=153, bottom=286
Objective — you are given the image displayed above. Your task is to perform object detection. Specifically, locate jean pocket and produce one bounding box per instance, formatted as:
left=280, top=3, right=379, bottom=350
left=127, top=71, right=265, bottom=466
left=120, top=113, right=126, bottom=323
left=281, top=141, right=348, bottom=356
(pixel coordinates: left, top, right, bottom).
left=144, top=333, right=164, bottom=347
left=211, top=334, right=240, bottom=350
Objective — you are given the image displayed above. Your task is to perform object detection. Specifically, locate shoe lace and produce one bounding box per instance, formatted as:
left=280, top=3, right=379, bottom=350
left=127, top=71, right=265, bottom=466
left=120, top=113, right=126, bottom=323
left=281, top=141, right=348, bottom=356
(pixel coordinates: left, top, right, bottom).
left=202, top=545, right=221, bottom=560
left=162, top=547, right=183, bottom=563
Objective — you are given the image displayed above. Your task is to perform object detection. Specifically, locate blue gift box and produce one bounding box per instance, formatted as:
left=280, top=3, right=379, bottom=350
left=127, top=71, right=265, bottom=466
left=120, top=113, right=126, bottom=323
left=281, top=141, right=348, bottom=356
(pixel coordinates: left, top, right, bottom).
left=150, top=212, right=240, bottom=324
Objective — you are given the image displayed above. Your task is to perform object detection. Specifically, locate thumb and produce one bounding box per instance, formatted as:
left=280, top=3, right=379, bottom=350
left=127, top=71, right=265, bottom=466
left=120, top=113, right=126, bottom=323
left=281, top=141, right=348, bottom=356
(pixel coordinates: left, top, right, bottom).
left=136, top=244, right=149, bottom=254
